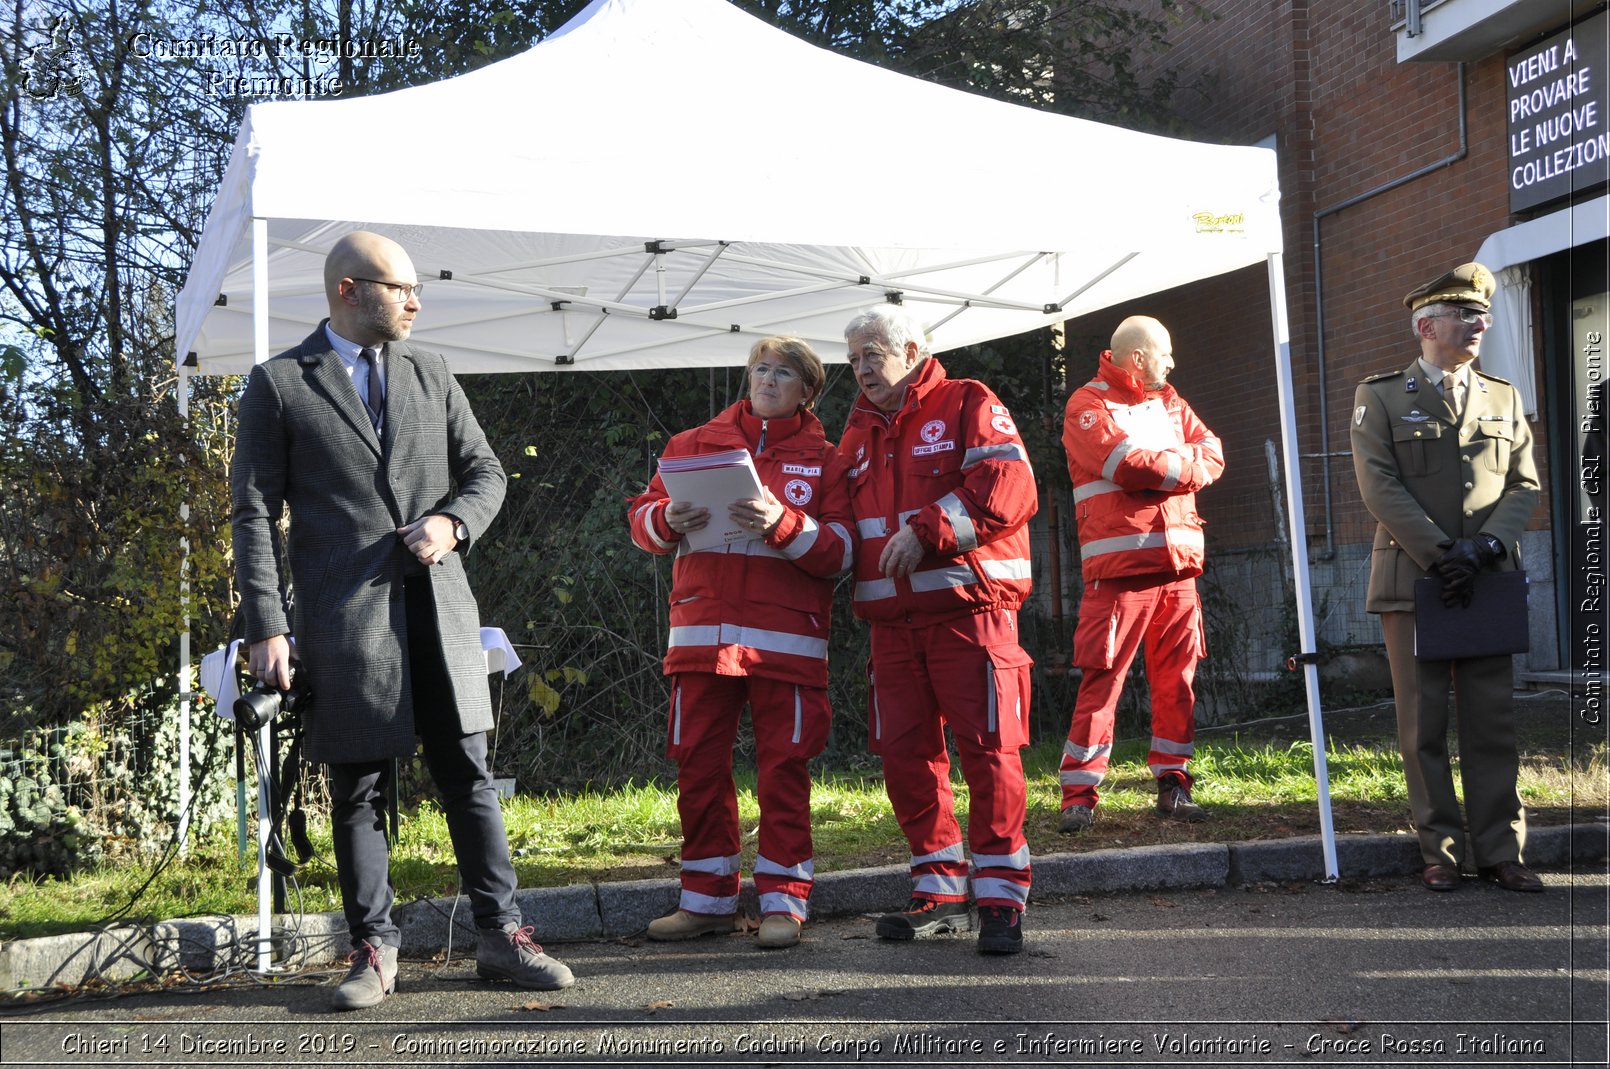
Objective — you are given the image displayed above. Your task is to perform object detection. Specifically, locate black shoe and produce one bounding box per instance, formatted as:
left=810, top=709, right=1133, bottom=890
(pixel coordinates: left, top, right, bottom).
left=875, top=898, right=972, bottom=940
left=976, top=906, right=1024, bottom=955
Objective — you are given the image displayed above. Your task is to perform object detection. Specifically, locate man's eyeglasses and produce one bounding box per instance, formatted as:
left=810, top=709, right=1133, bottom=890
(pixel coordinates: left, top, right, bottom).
left=750, top=363, right=798, bottom=384
left=351, top=277, right=424, bottom=303
left=1427, top=308, right=1492, bottom=327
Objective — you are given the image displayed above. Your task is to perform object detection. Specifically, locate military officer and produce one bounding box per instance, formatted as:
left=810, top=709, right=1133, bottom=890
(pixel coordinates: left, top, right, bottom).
left=1351, top=261, right=1543, bottom=894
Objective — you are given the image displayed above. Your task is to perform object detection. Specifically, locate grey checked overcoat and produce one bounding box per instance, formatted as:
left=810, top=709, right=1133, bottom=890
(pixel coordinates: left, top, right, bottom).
left=230, top=323, right=507, bottom=763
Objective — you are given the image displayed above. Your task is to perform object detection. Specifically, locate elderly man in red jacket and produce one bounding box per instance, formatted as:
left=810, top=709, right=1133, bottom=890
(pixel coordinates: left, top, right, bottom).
left=840, top=304, right=1038, bottom=955
left=1057, top=315, right=1224, bottom=834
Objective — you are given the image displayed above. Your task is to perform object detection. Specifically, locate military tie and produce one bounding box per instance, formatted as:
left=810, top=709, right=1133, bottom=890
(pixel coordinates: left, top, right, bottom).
left=360, top=347, right=384, bottom=432
left=1441, top=376, right=1463, bottom=420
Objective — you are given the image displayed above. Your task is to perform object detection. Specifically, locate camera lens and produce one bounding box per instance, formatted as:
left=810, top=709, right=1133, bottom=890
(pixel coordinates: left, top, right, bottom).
left=233, top=685, right=283, bottom=730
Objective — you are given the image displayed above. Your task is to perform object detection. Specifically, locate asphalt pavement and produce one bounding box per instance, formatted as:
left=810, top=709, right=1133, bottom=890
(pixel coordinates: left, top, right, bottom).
left=1, top=830, right=1607, bottom=1068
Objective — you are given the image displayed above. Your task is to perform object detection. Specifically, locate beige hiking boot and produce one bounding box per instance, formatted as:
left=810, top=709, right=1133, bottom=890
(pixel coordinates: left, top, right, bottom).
left=645, top=909, right=736, bottom=941
left=756, top=914, right=802, bottom=949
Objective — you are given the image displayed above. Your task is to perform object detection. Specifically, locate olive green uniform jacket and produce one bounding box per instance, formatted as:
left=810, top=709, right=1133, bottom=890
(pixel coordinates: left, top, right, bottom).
left=1351, top=359, right=1539, bottom=610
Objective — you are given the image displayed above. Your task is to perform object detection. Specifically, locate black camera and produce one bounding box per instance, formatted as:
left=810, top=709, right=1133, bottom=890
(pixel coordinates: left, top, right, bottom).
left=233, top=669, right=312, bottom=730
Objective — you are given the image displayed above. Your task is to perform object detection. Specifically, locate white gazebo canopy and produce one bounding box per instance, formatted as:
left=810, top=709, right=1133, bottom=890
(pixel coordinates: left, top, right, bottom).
left=175, top=0, right=1282, bottom=375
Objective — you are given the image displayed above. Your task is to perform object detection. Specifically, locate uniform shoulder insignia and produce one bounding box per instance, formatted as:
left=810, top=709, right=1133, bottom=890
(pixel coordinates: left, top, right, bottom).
left=1472, top=368, right=1513, bottom=386
left=1360, top=369, right=1403, bottom=384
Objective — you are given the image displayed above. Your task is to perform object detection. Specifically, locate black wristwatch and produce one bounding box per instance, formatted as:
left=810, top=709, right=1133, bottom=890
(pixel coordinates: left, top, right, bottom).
left=1478, top=533, right=1505, bottom=560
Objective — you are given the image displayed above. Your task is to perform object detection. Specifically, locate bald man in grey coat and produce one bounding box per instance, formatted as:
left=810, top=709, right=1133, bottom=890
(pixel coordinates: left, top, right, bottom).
left=231, top=231, right=574, bottom=1009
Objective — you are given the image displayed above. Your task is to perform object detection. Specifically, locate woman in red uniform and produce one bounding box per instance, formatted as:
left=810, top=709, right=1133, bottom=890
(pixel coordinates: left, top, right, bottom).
left=627, top=337, right=852, bottom=949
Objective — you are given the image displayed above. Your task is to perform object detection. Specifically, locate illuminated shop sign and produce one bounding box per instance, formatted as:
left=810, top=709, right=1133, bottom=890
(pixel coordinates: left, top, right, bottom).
left=1506, top=9, right=1609, bottom=213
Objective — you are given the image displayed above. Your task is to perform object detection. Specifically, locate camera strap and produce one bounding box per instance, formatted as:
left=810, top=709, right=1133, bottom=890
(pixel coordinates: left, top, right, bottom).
left=278, top=726, right=316, bottom=865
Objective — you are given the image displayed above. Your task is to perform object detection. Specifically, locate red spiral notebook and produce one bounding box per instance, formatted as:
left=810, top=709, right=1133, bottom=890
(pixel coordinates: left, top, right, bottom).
left=1412, top=571, right=1530, bottom=660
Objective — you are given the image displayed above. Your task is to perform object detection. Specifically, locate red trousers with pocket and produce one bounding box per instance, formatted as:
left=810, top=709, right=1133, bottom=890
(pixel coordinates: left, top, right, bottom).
left=868, top=609, right=1032, bottom=911
left=1060, top=574, right=1203, bottom=809
left=667, top=672, right=829, bottom=919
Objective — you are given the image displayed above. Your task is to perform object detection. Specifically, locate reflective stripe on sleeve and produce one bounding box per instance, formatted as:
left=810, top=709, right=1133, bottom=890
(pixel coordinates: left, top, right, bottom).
left=636, top=501, right=674, bottom=550
left=779, top=514, right=819, bottom=561
left=963, top=442, right=1028, bottom=467
left=1073, top=479, right=1124, bottom=503
left=1101, top=441, right=1137, bottom=482
left=826, top=521, right=853, bottom=574
left=1159, top=449, right=1181, bottom=491
left=936, top=492, right=977, bottom=553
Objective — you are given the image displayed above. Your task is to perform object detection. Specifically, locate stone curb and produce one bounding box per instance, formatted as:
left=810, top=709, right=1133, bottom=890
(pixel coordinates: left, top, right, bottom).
left=3, top=824, right=1604, bottom=993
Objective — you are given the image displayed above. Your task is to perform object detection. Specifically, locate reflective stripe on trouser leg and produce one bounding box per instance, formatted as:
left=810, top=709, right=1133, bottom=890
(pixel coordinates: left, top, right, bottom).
left=1142, top=576, right=1202, bottom=787
left=679, top=852, right=742, bottom=915
left=1062, top=577, right=1155, bottom=808
left=910, top=841, right=969, bottom=899
left=955, top=737, right=1031, bottom=909
left=755, top=854, right=813, bottom=919
left=668, top=672, right=746, bottom=911
left=868, top=624, right=968, bottom=901
left=1148, top=736, right=1194, bottom=781
left=750, top=679, right=830, bottom=918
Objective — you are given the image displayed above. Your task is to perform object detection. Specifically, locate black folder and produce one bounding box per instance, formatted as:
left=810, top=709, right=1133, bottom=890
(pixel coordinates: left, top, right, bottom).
left=1413, top=570, right=1530, bottom=660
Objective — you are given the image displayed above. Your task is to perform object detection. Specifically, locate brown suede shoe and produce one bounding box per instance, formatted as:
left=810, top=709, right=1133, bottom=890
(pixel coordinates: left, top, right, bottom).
left=1478, top=861, right=1544, bottom=893
left=1420, top=863, right=1460, bottom=892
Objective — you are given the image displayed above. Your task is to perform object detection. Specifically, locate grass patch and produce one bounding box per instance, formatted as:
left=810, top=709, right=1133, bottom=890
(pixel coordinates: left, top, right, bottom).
left=4, top=700, right=1602, bottom=940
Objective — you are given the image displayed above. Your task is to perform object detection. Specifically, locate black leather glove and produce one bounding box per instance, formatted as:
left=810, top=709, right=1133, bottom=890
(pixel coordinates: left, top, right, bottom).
left=1435, top=538, right=1483, bottom=580
left=1440, top=573, right=1476, bottom=608
left=1435, top=538, right=1495, bottom=607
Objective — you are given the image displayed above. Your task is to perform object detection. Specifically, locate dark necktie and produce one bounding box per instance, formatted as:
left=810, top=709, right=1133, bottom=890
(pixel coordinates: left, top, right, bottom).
left=360, top=347, right=384, bottom=432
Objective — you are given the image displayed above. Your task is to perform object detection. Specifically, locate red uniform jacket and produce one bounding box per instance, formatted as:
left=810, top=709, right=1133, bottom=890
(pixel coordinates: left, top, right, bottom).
left=628, top=401, right=853, bottom=687
left=839, top=358, right=1036, bottom=625
left=1062, top=351, right=1224, bottom=582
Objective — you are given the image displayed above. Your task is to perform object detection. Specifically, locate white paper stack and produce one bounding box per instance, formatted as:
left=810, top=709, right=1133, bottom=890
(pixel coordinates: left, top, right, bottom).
left=658, top=449, right=765, bottom=550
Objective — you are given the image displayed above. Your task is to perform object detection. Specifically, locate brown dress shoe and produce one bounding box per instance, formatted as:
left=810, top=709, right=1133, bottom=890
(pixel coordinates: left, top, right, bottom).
left=1478, top=861, right=1544, bottom=893
left=1420, top=863, right=1460, bottom=892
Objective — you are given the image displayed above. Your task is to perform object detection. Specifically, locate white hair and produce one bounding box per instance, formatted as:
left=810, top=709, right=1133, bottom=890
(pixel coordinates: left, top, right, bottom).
left=844, top=304, right=931, bottom=358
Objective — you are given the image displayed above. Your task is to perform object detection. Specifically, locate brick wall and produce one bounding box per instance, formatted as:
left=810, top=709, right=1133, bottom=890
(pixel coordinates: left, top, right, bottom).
left=1063, top=0, right=1555, bottom=546
left=1056, top=0, right=1565, bottom=669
